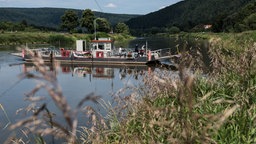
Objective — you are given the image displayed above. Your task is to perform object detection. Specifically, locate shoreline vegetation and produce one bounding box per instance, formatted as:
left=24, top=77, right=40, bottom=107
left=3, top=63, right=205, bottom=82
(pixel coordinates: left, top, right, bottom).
left=2, top=31, right=256, bottom=143
left=0, top=31, right=134, bottom=48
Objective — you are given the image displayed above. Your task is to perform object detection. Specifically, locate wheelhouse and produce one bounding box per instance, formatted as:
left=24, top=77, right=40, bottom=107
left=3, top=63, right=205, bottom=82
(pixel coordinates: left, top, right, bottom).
left=90, top=38, right=113, bottom=58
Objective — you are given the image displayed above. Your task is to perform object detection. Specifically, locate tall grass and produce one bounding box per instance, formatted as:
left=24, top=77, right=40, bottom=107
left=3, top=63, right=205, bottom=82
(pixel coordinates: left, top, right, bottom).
left=207, top=38, right=256, bottom=143
left=5, top=48, right=101, bottom=143
left=79, top=54, right=238, bottom=143
left=80, top=37, right=256, bottom=143
left=0, top=104, right=11, bottom=130
left=4, top=34, right=256, bottom=143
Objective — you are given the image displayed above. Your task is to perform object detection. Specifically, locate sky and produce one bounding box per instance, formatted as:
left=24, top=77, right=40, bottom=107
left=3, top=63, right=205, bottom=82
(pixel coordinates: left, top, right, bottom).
left=0, top=0, right=182, bottom=14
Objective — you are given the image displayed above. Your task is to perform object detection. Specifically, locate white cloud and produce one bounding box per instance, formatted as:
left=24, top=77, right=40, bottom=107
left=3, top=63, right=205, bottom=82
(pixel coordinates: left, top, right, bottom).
left=159, top=5, right=167, bottom=10
left=92, top=8, right=99, bottom=12
left=105, top=3, right=117, bottom=8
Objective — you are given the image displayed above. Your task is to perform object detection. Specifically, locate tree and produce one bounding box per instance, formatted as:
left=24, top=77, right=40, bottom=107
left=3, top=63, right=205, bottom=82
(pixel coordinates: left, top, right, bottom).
left=97, top=18, right=111, bottom=33
left=168, top=26, right=180, bottom=34
left=61, top=10, right=79, bottom=33
left=115, top=22, right=130, bottom=34
left=80, top=9, right=95, bottom=33
left=244, top=13, right=256, bottom=30
left=20, top=20, right=28, bottom=27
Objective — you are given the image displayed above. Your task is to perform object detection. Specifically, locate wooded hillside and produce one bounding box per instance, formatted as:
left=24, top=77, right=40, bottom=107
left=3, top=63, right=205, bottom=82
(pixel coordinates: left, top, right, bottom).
left=126, top=0, right=254, bottom=33
left=0, top=8, right=139, bottom=29
left=1, top=0, right=256, bottom=34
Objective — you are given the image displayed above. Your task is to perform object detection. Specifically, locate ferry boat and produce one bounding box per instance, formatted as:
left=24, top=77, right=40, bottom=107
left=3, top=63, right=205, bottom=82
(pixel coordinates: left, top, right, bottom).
left=22, top=38, right=152, bottom=66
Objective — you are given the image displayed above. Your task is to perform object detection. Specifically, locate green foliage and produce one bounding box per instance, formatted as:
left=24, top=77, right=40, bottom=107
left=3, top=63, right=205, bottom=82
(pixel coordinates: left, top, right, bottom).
left=244, top=13, right=256, bottom=30
left=0, top=8, right=138, bottom=31
left=96, top=18, right=111, bottom=33
left=78, top=32, right=256, bottom=143
left=219, top=1, right=256, bottom=32
left=92, top=32, right=109, bottom=39
left=126, top=0, right=254, bottom=34
left=0, top=32, right=49, bottom=45
left=0, top=21, right=27, bottom=32
left=149, top=27, right=162, bottom=35
left=168, top=26, right=180, bottom=34
left=48, top=34, right=75, bottom=47
left=61, top=10, right=79, bottom=33
left=114, top=22, right=130, bottom=34
left=80, top=9, right=95, bottom=33
left=206, top=37, right=256, bottom=143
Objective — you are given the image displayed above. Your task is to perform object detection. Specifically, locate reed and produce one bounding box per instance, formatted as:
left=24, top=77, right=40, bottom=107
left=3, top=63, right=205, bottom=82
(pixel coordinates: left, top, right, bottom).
left=0, top=104, right=11, bottom=130
left=78, top=48, right=233, bottom=143
left=5, top=34, right=256, bottom=143
left=80, top=38, right=256, bottom=143
left=207, top=38, right=256, bottom=143
left=5, top=47, right=101, bottom=144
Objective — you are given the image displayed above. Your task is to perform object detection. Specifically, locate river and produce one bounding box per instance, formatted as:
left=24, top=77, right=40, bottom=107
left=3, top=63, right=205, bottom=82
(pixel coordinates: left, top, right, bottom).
left=0, top=50, right=154, bottom=143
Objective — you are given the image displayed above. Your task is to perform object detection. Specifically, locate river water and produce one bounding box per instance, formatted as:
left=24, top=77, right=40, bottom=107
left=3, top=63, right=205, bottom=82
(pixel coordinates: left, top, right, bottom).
left=0, top=50, right=153, bottom=143
left=0, top=36, right=209, bottom=143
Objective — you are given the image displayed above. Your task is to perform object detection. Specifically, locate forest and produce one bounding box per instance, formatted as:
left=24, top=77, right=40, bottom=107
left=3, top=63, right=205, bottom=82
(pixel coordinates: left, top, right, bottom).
left=126, top=0, right=256, bottom=35
left=0, top=7, right=138, bottom=31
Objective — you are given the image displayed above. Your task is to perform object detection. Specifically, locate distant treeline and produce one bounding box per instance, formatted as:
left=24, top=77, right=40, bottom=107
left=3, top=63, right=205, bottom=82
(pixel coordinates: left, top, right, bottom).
left=0, top=8, right=139, bottom=31
left=0, top=20, right=58, bottom=32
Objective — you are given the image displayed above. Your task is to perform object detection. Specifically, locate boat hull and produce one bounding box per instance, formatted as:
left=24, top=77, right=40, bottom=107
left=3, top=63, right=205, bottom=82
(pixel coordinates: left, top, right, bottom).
left=24, top=55, right=148, bottom=66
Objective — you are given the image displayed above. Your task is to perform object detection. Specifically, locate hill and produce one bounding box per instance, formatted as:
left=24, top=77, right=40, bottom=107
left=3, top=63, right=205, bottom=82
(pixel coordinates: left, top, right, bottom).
left=0, top=7, right=139, bottom=29
left=126, top=0, right=254, bottom=33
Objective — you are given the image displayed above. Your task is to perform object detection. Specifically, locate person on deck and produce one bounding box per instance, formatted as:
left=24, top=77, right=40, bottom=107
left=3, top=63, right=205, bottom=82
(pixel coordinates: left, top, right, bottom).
left=135, top=44, right=139, bottom=53
left=119, top=46, right=122, bottom=57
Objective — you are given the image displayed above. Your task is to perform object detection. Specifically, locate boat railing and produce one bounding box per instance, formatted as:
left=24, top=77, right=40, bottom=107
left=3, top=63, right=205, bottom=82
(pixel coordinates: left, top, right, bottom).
left=150, top=48, right=173, bottom=59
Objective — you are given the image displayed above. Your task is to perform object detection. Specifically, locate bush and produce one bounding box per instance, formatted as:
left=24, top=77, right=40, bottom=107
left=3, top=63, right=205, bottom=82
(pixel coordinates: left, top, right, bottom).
left=48, top=34, right=75, bottom=47
left=168, top=26, right=180, bottom=34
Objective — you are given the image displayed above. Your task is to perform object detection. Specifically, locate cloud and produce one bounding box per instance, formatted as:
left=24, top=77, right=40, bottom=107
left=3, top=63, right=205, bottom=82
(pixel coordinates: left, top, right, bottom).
left=159, top=5, right=167, bottom=10
left=92, top=8, right=99, bottom=12
left=105, top=3, right=117, bottom=8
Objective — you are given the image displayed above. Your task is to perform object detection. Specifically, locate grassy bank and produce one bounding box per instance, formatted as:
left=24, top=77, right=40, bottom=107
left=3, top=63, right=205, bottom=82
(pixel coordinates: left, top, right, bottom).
left=81, top=32, right=256, bottom=143
left=3, top=31, right=256, bottom=143
left=0, top=31, right=134, bottom=48
left=181, top=30, right=256, bottom=53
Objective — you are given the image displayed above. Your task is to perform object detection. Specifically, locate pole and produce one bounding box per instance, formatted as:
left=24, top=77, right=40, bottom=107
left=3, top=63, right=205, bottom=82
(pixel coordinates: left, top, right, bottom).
left=94, top=19, right=97, bottom=40
left=94, top=18, right=102, bottom=40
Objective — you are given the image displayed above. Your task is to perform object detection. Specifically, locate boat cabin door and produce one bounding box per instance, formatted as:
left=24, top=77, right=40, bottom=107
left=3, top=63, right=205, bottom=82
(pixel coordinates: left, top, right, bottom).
left=76, top=40, right=86, bottom=51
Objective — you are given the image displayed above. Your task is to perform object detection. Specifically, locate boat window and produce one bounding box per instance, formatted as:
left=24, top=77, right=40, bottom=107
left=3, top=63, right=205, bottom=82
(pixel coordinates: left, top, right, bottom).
left=98, top=44, right=104, bottom=50
left=105, top=43, right=111, bottom=50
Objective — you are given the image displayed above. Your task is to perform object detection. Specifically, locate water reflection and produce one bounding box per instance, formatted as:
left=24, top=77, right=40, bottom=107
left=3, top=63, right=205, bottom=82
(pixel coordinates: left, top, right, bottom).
left=22, top=63, right=149, bottom=81
left=1, top=62, right=150, bottom=143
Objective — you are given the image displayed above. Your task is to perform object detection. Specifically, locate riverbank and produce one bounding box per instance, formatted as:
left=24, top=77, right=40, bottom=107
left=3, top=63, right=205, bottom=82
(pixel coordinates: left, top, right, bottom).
left=178, top=30, right=256, bottom=52
left=0, top=31, right=134, bottom=48
left=82, top=31, right=256, bottom=143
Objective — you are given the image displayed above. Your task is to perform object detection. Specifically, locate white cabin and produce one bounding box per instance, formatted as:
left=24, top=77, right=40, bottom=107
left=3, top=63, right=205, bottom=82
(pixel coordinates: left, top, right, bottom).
left=90, top=38, right=113, bottom=58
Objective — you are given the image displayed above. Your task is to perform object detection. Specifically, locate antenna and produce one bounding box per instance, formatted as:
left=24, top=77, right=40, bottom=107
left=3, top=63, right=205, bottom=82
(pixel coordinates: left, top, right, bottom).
left=93, top=0, right=104, bottom=40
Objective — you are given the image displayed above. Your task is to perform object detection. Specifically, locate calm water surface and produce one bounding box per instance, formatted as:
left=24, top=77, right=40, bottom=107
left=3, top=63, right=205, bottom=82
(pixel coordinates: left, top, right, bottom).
left=0, top=51, right=151, bottom=143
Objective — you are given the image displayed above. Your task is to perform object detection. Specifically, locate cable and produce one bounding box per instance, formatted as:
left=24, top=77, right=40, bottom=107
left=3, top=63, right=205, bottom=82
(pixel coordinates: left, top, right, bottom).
left=94, top=0, right=103, bottom=12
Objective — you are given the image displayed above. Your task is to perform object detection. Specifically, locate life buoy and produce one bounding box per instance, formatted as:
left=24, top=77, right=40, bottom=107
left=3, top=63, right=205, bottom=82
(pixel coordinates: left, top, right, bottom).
left=96, top=51, right=104, bottom=58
